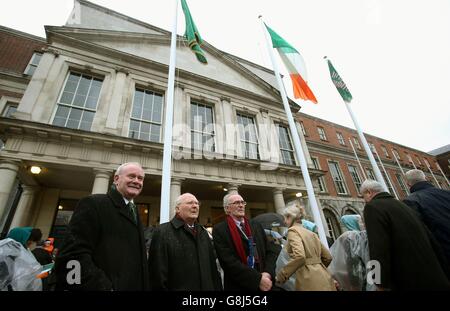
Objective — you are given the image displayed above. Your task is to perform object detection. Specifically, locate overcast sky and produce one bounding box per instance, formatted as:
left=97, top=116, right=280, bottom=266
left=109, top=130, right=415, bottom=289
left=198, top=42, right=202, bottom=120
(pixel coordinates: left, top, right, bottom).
left=1, top=0, right=449, bottom=153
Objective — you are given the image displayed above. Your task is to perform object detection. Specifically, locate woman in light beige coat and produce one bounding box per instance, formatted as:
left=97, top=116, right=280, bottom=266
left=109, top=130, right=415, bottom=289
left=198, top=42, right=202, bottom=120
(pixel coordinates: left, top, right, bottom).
left=276, top=202, right=336, bottom=291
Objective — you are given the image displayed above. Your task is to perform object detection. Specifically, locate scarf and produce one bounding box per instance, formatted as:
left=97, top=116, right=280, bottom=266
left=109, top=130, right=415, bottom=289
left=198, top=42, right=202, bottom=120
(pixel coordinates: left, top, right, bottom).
left=226, top=215, right=254, bottom=266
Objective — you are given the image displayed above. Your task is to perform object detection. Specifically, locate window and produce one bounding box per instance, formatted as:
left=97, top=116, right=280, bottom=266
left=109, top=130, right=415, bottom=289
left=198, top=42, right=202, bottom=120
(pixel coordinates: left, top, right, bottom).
left=190, top=102, right=215, bottom=152
left=416, top=155, right=423, bottom=166
left=2, top=102, right=18, bottom=117
left=395, top=173, right=408, bottom=196
left=323, top=209, right=340, bottom=240
left=406, top=154, right=414, bottom=165
left=24, top=52, right=43, bottom=76
left=129, top=88, right=163, bottom=142
left=381, top=170, right=394, bottom=194
left=52, top=72, right=103, bottom=131
left=328, top=161, right=348, bottom=194
left=381, top=145, right=389, bottom=158
left=348, top=164, right=363, bottom=194
left=336, top=132, right=345, bottom=146
left=369, top=142, right=376, bottom=153
left=312, top=158, right=326, bottom=192
left=424, top=158, right=430, bottom=168
left=299, top=121, right=307, bottom=136
left=317, top=126, right=327, bottom=140
left=353, top=137, right=361, bottom=150
left=392, top=149, right=401, bottom=161
left=276, top=124, right=296, bottom=165
left=237, top=113, right=259, bottom=160
left=366, top=168, right=376, bottom=180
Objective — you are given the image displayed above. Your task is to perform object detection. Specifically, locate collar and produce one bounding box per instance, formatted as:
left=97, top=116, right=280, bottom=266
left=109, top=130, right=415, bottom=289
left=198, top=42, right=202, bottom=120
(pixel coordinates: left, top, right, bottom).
left=123, top=197, right=134, bottom=205
left=171, top=215, right=196, bottom=229
left=410, top=181, right=434, bottom=193
left=371, top=192, right=393, bottom=201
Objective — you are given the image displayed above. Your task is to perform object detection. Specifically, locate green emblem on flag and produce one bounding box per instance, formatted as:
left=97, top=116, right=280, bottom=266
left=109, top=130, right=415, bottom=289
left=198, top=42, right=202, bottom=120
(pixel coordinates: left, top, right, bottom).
left=326, top=58, right=352, bottom=103
left=181, top=0, right=207, bottom=64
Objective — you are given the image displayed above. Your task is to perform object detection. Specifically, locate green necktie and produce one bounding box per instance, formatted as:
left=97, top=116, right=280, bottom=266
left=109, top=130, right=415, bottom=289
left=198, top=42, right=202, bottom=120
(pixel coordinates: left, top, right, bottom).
left=127, top=202, right=137, bottom=224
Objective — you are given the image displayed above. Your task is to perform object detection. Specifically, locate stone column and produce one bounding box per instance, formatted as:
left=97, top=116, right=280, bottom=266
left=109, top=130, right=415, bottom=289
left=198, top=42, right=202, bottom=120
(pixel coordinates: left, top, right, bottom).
left=227, top=183, right=239, bottom=195
left=0, top=160, right=20, bottom=223
left=92, top=169, right=112, bottom=194
left=104, top=69, right=128, bottom=133
left=273, top=187, right=286, bottom=214
left=14, top=52, right=56, bottom=120
left=169, top=178, right=184, bottom=219
left=9, top=185, right=38, bottom=228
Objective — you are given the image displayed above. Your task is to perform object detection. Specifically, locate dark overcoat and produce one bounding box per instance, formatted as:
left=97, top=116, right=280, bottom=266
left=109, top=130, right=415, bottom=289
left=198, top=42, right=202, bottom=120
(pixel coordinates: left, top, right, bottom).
left=364, top=192, right=450, bottom=290
left=212, top=220, right=278, bottom=290
left=54, top=187, right=149, bottom=290
left=403, top=181, right=450, bottom=263
left=148, top=217, right=222, bottom=290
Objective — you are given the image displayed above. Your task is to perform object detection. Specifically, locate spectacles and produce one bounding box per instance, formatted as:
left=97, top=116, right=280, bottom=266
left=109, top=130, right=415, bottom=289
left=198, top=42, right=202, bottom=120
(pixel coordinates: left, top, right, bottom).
left=184, top=200, right=201, bottom=206
left=229, top=200, right=246, bottom=206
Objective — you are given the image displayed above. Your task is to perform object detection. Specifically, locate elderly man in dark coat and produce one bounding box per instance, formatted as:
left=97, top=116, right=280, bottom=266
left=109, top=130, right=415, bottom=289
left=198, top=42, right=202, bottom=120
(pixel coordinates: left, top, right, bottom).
left=403, top=169, right=450, bottom=264
left=213, top=193, right=278, bottom=291
left=361, top=179, right=450, bottom=291
left=54, top=162, right=149, bottom=290
left=148, top=193, right=222, bottom=290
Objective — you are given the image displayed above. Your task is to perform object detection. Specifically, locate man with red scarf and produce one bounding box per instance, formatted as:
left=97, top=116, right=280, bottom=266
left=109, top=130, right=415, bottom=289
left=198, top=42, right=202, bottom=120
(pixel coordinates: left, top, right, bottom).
left=212, top=193, right=278, bottom=291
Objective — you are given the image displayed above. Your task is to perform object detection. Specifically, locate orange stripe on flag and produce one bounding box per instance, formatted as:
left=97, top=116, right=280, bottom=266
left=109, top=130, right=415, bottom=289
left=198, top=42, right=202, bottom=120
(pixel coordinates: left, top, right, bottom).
left=290, top=74, right=318, bottom=104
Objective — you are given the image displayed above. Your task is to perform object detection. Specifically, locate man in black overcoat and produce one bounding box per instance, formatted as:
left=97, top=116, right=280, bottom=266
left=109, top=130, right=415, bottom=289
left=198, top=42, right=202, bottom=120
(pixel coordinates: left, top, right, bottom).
left=54, top=162, right=149, bottom=290
left=148, top=193, right=222, bottom=290
left=361, top=179, right=450, bottom=290
left=212, top=193, right=278, bottom=291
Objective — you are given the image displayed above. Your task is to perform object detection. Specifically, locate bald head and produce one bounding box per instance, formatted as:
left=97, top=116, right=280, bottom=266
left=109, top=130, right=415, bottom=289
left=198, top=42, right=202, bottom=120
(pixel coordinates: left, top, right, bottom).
left=175, top=193, right=200, bottom=225
left=405, top=169, right=426, bottom=187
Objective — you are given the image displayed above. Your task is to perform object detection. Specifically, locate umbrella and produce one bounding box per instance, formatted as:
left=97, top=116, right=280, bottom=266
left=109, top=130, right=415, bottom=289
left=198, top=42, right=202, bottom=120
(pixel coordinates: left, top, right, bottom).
left=251, top=213, right=285, bottom=230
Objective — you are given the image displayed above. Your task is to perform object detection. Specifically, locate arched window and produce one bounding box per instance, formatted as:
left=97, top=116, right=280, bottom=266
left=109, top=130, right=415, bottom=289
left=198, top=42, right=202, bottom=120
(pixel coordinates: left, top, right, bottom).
left=323, top=208, right=341, bottom=241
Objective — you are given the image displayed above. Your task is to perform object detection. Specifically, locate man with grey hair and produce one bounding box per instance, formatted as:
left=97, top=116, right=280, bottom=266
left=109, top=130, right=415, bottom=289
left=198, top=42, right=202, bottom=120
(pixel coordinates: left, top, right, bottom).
left=213, top=193, right=278, bottom=291
left=360, top=179, right=450, bottom=290
left=148, top=193, right=222, bottom=290
left=55, top=162, right=149, bottom=290
left=403, top=169, right=450, bottom=263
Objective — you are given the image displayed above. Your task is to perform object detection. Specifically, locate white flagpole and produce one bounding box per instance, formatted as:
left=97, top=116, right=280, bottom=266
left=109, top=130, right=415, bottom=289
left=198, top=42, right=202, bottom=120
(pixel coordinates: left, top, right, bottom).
left=407, top=154, right=418, bottom=169
left=344, top=101, right=389, bottom=192
left=160, top=0, right=179, bottom=224
left=259, top=16, right=329, bottom=248
left=392, top=152, right=409, bottom=194
left=373, top=147, right=400, bottom=199
left=425, top=161, right=442, bottom=189
left=349, top=138, right=367, bottom=179
left=435, top=162, right=450, bottom=187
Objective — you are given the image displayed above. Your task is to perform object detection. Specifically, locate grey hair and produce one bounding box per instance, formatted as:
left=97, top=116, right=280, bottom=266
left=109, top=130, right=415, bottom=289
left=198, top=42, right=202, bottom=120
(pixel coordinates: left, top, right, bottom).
left=282, top=201, right=305, bottom=222
left=405, top=169, right=426, bottom=186
left=114, top=162, right=143, bottom=176
left=360, top=179, right=384, bottom=194
left=223, top=193, right=238, bottom=214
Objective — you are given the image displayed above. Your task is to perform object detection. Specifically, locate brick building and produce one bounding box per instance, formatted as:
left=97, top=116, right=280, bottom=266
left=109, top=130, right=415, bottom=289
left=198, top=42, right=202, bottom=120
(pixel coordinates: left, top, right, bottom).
left=0, top=0, right=447, bottom=242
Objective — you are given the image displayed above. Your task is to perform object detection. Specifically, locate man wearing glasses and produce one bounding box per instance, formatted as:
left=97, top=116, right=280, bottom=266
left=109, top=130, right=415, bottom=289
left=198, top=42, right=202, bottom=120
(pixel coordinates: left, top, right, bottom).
left=148, top=193, right=222, bottom=290
left=212, top=193, right=278, bottom=291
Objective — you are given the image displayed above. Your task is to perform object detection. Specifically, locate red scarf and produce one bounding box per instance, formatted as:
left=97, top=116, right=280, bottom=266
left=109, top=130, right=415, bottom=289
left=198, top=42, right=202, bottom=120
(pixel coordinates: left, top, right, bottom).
left=226, top=215, right=253, bottom=265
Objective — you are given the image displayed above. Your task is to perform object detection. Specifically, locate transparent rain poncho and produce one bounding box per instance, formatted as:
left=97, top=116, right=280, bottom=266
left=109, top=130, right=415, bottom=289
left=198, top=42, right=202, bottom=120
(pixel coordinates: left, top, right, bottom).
left=328, top=230, right=375, bottom=291
left=0, top=238, right=42, bottom=291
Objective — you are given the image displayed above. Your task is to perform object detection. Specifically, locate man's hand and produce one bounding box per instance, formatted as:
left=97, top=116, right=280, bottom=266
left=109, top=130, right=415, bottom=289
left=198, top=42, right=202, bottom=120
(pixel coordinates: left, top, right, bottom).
left=259, top=273, right=273, bottom=291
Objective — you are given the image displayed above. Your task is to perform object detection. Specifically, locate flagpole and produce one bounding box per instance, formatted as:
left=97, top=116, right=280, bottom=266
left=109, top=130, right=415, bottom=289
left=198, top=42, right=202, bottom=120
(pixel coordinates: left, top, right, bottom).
left=343, top=101, right=389, bottom=192
left=392, top=152, right=409, bottom=194
left=373, top=147, right=400, bottom=199
left=435, top=162, right=450, bottom=187
left=160, top=0, right=179, bottom=224
left=408, top=154, right=418, bottom=169
left=259, top=16, right=329, bottom=248
left=349, top=138, right=367, bottom=179
left=425, top=161, right=442, bottom=189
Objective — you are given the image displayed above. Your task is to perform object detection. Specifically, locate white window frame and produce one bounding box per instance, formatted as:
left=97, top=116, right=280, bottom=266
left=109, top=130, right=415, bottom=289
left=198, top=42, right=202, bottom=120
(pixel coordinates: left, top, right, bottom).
left=317, top=126, right=327, bottom=141
left=395, top=173, right=408, bottom=196
left=347, top=164, right=363, bottom=194
left=237, top=113, right=260, bottom=160
left=311, top=157, right=327, bottom=193
left=392, top=149, right=401, bottom=161
left=381, top=145, right=390, bottom=158
left=336, top=132, right=345, bottom=146
left=353, top=137, right=362, bottom=150
left=190, top=101, right=216, bottom=152
left=1, top=102, right=18, bottom=117
left=328, top=160, right=348, bottom=195
left=24, top=52, right=43, bottom=76
left=276, top=124, right=296, bottom=166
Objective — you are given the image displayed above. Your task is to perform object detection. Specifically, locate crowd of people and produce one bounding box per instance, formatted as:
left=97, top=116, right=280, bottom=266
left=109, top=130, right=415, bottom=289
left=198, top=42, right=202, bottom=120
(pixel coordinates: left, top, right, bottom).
left=1, top=162, right=449, bottom=291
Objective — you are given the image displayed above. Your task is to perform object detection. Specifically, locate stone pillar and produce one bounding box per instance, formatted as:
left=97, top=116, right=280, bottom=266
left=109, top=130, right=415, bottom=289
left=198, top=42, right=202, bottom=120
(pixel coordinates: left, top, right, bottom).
left=9, top=185, right=38, bottom=228
left=273, top=188, right=286, bottom=214
left=0, top=160, right=20, bottom=223
left=227, top=183, right=239, bottom=195
left=104, top=69, right=127, bottom=132
left=92, top=169, right=112, bottom=194
left=14, top=52, right=56, bottom=120
left=169, top=178, right=184, bottom=219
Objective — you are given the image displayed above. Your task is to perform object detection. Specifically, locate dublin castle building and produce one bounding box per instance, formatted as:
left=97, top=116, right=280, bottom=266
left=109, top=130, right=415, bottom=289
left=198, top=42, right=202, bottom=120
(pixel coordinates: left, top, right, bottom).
left=0, top=0, right=447, bottom=243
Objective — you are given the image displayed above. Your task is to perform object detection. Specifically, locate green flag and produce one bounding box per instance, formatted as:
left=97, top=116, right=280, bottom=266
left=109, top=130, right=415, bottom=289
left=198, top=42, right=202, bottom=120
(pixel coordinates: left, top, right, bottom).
left=181, top=0, right=207, bottom=64
left=326, top=58, right=352, bottom=103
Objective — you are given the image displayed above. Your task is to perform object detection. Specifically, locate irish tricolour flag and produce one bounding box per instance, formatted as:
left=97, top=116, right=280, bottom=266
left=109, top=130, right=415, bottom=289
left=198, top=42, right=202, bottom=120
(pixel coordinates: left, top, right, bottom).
left=265, top=24, right=317, bottom=104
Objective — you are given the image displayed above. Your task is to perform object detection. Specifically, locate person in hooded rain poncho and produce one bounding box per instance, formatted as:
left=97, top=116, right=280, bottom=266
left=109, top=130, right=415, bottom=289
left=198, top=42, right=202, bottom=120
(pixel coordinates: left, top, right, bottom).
left=328, top=215, right=376, bottom=291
